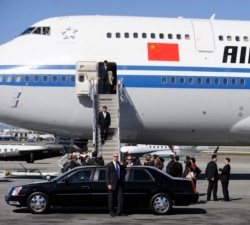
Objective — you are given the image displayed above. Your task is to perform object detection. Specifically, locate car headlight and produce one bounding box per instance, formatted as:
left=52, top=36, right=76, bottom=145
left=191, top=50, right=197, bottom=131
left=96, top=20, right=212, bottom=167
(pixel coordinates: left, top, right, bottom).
left=11, top=187, right=22, bottom=196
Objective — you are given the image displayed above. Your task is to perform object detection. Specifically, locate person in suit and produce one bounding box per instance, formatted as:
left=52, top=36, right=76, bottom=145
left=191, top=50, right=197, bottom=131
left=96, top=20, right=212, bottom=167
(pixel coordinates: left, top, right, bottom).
left=205, top=154, right=219, bottom=201
left=98, top=105, right=111, bottom=145
left=219, top=157, right=231, bottom=201
left=98, top=60, right=110, bottom=94
left=106, top=152, right=126, bottom=217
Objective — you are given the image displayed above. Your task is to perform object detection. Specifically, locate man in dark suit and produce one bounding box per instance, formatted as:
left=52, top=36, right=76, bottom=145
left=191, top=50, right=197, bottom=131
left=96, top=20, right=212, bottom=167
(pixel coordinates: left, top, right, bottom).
left=98, top=60, right=110, bottom=94
left=98, top=105, right=111, bottom=145
left=219, top=157, right=231, bottom=201
left=106, top=152, right=126, bottom=217
left=205, top=154, right=219, bottom=201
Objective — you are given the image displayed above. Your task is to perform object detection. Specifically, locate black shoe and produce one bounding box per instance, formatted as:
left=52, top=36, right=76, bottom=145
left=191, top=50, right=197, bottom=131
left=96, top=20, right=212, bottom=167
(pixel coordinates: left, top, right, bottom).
left=101, top=139, right=105, bottom=145
left=213, top=198, right=218, bottom=201
left=110, top=211, right=116, bottom=217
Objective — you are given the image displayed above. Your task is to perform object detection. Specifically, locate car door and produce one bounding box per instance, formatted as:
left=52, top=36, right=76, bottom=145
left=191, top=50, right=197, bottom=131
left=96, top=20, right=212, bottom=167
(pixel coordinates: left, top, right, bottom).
left=90, top=168, right=108, bottom=207
left=124, top=167, right=156, bottom=207
left=53, top=168, right=94, bottom=206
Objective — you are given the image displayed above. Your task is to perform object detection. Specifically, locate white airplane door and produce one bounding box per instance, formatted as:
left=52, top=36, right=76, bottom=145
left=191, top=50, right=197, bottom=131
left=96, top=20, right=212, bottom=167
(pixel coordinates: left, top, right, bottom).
left=75, top=61, right=98, bottom=96
left=192, top=20, right=215, bottom=52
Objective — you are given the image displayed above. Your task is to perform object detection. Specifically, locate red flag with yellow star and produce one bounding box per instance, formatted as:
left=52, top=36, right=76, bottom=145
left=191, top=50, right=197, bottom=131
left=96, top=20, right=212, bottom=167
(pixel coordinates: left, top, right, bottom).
left=147, top=43, right=179, bottom=61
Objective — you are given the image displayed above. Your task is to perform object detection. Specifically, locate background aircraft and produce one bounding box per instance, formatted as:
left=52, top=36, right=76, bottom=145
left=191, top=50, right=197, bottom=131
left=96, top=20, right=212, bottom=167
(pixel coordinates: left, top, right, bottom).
left=120, top=144, right=208, bottom=158
left=0, top=143, right=64, bottom=163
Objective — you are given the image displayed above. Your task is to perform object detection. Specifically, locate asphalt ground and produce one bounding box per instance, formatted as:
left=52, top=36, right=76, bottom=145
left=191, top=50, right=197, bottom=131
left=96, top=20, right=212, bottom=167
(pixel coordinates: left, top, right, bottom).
left=0, top=152, right=250, bottom=225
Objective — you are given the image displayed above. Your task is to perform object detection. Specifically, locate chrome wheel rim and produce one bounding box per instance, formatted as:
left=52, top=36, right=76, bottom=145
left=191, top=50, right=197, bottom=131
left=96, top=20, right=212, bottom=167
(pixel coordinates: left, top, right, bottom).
left=29, top=194, right=47, bottom=212
left=153, top=195, right=170, bottom=213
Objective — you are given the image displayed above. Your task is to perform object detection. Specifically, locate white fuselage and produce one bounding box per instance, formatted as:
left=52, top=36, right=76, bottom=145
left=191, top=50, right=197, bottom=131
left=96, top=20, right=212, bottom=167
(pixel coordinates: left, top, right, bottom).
left=1, top=16, right=250, bottom=145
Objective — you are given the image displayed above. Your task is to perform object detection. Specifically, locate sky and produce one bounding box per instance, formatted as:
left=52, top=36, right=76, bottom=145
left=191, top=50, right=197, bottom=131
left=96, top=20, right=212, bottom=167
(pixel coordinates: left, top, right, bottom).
left=1, top=0, right=250, bottom=45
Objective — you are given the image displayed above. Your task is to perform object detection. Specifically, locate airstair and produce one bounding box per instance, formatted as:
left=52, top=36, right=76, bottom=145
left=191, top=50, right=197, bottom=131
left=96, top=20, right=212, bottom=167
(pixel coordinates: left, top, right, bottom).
left=75, top=61, right=121, bottom=164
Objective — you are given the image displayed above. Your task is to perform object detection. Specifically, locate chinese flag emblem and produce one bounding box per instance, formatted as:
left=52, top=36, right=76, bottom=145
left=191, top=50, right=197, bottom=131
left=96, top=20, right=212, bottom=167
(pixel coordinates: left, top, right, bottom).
left=147, top=43, right=179, bottom=61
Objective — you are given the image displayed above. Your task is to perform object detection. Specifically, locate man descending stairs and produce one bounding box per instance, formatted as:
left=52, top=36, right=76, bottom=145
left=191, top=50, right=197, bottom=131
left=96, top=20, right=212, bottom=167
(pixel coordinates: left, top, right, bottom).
left=95, top=94, right=120, bottom=164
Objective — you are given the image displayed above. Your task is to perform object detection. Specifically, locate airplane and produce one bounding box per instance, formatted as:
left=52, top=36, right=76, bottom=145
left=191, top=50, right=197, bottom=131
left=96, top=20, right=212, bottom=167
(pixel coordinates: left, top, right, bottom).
left=0, top=133, right=15, bottom=141
left=1, top=15, right=250, bottom=148
left=120, top=144, right=209, bottom=158
left=0, top=143, right=65, bottom=163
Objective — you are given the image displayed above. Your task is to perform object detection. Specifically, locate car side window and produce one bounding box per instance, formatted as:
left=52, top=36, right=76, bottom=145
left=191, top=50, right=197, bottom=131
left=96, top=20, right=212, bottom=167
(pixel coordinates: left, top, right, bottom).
left=98, top=170, right=106, bottom=181
left=133, top=169, right=153, bottom=181
left=68, top=170, right=91, bottom=183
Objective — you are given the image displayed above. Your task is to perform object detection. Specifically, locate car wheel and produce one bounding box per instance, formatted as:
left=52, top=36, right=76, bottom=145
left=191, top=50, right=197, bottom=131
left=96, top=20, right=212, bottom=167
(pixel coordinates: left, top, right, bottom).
left=149, top=193, right=172, bottom=215
left=27, top=192, right=50, bottom=214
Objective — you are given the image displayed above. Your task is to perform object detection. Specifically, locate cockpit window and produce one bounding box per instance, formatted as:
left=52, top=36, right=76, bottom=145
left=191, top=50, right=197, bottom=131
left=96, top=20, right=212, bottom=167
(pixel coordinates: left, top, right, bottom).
left=20, top=27, right=50, bottom=36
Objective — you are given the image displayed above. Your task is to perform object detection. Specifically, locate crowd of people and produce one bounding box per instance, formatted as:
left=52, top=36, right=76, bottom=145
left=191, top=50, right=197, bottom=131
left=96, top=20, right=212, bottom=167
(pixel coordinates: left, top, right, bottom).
left=62, top=149, right=231, bottom=216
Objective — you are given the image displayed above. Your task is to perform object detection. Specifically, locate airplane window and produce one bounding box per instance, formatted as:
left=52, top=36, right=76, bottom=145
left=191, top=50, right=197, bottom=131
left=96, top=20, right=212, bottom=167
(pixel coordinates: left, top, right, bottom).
left=142, top=33, right=147, bottom=38
left=214, top=78, right=220, bottom=85
left=185, top=34, right=190, bottom=40
left=0, top=75, right=2, bottom=82
left=71, top=75, right=75, bottom=83
left=235, top=36, right=240, bottom=41
left=150, top=33, right=155, bottom=39
left=240, top=78, right=245, bottom=85
left=79, top=75, right=84, bottom=82
left=206, top=78, right=211, bottom=85
left=20, top=27, right=36, bottom=35
left=33, top=27, right=41, bottom=34
left=52, top=75, right=58, bottom=82
left=43, top=27, right=50, bottom=35
left=180, top=77, right=184, bottom=84
left=168, top=34, right=173, bottom=39
left=6, top=75, right=12, bottom=82
left=124, top=32, right=129, bottom=38
left=232, top=78, right=237, bottom=85
left=34, top=75, right=39, bottom=82
left=61, top=75, right=66, bottom=82
left=15, top=75, right=21, bottom=83
left=115, top=33, right=121, bottom=38
left=223, top=78, right=228, bottom=85
left=188, top=77, right=194, bottom=84
left=218, top=35, right=223, bottom=41
left=43, top=75, right=48, bottom=82
left=159, top=33, right=164, bottom=39
left=133, top=33, right=138, bottom=38
left=176, top=34, right=181, bottom=39
left=170, top=77, right=176, bottom=84
left=25, top=75, right=29, bottom=82
left=107, top=33, right=112, bottom=38
left=227, top=36, right=232, bottom=41
left=243, top=36, right=249, bottom=42
left=197, top=77, right=202, bottom=84
left=161, top=77, right=167, bottom=84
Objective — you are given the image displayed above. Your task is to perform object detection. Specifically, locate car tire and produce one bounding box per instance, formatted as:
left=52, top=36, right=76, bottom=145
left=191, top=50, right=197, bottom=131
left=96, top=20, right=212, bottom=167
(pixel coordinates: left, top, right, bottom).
left=149, top=193, right=172, bottom=215
left=27, top=192, right=50, bottom=214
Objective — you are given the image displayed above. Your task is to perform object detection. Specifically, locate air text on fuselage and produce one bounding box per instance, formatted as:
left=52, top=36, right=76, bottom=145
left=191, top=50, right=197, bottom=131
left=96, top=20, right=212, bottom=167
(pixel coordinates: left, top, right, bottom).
left=223, top=46, right=250, bottom=64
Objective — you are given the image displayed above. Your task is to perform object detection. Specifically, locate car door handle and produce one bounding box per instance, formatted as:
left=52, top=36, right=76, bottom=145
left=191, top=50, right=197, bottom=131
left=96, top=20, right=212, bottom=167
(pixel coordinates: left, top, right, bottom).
left=81, top=186, right=90, bottom=189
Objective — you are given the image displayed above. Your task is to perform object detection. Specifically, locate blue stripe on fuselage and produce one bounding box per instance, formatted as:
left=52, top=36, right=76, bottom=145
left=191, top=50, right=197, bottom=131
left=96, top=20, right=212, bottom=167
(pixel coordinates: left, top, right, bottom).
left=0, top=65, right=250, bottom=89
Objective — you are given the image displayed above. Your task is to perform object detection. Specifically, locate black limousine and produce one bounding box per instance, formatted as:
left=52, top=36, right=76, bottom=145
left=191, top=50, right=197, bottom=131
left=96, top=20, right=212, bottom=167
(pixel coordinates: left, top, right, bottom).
left=5, top=165, right=199, bottom=215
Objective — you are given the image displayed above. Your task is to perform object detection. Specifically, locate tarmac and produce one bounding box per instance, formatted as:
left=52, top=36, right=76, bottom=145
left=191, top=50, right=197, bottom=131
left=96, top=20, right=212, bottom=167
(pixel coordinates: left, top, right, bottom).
left=0, top=150, right=250, bottom=225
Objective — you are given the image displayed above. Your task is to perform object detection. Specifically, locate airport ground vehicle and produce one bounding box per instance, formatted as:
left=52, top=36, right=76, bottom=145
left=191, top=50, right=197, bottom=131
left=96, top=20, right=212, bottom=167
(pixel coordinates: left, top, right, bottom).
left=5, top=165, right=198, bottom=215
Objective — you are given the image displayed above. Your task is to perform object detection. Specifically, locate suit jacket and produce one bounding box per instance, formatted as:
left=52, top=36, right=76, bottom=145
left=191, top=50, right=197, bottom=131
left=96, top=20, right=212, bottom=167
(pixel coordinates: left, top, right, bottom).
left=99, top=64, right=109, bottom=80
left=205, top=160, right=219, bottom=181
left=106, top=161, right=125, bottom=190
left=219, top=164, right=231, bottom=182
left=98, top=111, right=111, bottom=127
